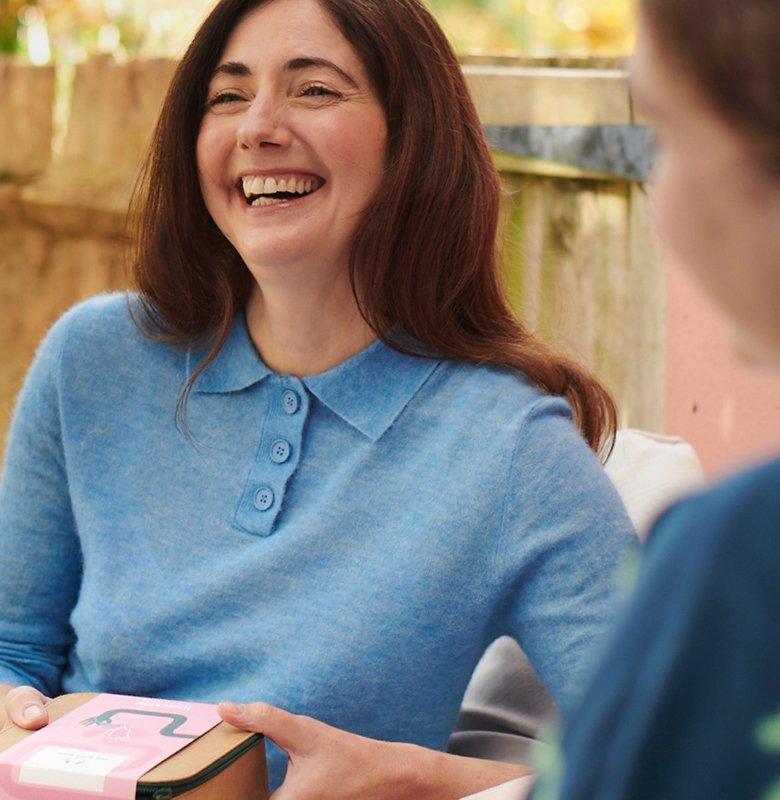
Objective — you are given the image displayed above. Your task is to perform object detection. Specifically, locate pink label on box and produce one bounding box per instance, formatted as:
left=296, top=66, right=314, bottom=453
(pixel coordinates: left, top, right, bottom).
left=0, top=694, right=222, bottom=799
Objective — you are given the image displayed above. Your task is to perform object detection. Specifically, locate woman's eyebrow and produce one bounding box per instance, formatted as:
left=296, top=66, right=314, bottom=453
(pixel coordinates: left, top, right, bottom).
left=284, top=57, right=359, bottom=89
left=211, top=61, right=251, bottom=79
left=209, top=57, right=358, bottom=89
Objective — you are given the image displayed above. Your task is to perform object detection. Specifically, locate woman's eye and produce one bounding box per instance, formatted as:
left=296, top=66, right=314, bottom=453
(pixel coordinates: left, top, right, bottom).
left=301, top=85, right=340, bottom=99
left=206, top=92, right=245, bottom=109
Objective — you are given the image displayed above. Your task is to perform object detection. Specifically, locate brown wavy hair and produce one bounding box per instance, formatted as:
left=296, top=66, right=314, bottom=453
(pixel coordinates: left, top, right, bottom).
left=131, top=0, right=617, bottom=453
left=641, top=0, right=780, bottom=174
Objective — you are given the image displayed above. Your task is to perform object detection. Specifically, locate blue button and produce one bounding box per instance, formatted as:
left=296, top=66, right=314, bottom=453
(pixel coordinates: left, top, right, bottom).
left=270, top=439, right=291, bottom=464
left=282, top=390, right=300, bottom=415
left=253, top=486, right=275, bottom=511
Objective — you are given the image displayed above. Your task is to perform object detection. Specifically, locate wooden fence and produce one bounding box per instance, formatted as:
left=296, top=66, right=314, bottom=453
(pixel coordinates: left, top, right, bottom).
left=0, top=54, right=664, bottom=454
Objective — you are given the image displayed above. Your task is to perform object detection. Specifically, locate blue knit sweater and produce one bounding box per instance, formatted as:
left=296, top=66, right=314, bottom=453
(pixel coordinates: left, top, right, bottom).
left=0, top=294, right=636, bottom=788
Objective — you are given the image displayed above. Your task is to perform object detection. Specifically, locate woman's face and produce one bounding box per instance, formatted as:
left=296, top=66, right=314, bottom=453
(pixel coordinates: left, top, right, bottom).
left=196, top=0, right=387, bottom=280
left=631, top=16, right=780, bottom=367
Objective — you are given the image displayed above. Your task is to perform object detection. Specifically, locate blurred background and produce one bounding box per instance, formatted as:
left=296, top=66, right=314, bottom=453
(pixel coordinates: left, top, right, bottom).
left=4, top=0, right=780, bottom=476
left=1, top=0, right=635, bottom=64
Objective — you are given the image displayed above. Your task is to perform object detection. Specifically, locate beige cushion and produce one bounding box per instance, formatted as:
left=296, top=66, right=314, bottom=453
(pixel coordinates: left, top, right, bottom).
left=603, top=428, right=705, bottom=539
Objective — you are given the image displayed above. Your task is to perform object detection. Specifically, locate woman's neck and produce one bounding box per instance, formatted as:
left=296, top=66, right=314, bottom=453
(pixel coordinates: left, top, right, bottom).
left=244, top=273, right=376, bottom=377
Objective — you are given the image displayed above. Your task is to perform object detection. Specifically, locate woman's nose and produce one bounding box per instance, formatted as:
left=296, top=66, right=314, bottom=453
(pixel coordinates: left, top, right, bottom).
left=236, top=95, right=292, bottom=151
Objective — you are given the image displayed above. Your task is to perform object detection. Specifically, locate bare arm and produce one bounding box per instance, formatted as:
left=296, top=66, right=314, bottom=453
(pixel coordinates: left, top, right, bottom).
left=218, top=701, right=535, bottom=800
left=404, top=746, right=534, bottom=800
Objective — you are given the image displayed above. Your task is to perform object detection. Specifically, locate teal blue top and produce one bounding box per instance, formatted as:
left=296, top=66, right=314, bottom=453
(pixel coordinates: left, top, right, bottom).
left=538, top=458, right=780, bottom=800
left=0, top=294, right=636, bottom=788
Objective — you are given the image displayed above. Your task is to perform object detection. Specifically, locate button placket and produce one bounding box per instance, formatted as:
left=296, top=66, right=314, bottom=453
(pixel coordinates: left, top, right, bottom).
left=234, top=378, right=309, bottom=537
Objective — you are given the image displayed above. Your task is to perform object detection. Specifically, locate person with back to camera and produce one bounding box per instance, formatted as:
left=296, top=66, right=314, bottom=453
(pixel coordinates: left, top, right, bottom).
left=61, top=0, right=779, bottom=798
left=529, top=0, right=780, bottom=797
left=0, top=0, right=637, bottom=795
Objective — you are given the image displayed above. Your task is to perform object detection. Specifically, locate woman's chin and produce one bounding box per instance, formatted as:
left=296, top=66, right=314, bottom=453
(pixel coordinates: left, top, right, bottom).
left=237, top=242, right=342, bottom=278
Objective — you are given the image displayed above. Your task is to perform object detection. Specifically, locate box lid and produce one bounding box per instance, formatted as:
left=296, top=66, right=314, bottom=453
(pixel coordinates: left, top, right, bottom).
left=0, top=693, right=263, bottom=790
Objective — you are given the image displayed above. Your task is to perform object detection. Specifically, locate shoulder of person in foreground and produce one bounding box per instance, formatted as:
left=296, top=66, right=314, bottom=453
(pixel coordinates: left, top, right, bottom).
left=542, top=456, right=780, bottom=800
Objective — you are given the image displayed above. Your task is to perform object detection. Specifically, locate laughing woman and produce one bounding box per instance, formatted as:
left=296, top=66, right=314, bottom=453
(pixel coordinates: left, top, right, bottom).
left=0, top=0, right=635, bottom=793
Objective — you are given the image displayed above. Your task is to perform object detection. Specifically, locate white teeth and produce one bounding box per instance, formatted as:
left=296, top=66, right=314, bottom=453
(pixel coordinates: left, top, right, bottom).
left=243, top=174, right=323, bottom=201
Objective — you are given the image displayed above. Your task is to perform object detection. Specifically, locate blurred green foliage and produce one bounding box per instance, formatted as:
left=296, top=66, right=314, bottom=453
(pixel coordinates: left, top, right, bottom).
left=430, top=0, right=635, bottom=55
left=1, top=0, right=25, bottom=52
left=0, top=0, right=635, bottom=61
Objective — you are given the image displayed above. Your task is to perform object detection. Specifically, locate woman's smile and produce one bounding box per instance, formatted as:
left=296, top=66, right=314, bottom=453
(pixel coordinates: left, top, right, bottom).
left=240, top=173, right=326, bottom=207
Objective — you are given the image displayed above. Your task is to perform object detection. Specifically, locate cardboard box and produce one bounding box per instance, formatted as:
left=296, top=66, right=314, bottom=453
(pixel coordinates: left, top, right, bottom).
left=0, top=693, right=269, bottom=799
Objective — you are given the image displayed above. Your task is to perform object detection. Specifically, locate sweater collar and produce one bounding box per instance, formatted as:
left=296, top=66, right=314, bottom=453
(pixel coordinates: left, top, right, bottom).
left=191, top=312, right=441, bottom=442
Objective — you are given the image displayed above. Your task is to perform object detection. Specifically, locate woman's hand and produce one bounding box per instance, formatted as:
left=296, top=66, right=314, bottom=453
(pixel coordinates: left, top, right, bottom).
left=218, top=701, right=532, bottom=800
left=0, top=683, right=51, bottom=730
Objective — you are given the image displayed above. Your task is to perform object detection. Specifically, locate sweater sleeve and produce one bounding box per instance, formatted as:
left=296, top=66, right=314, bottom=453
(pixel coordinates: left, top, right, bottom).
left=0, top=314, right=83, bottom=695
left=494, top=397, right=638, bottom=718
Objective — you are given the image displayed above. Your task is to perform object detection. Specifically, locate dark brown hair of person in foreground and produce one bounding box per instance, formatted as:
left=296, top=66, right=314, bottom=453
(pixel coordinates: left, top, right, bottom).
left=643, top=0, right=780, bottom=175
